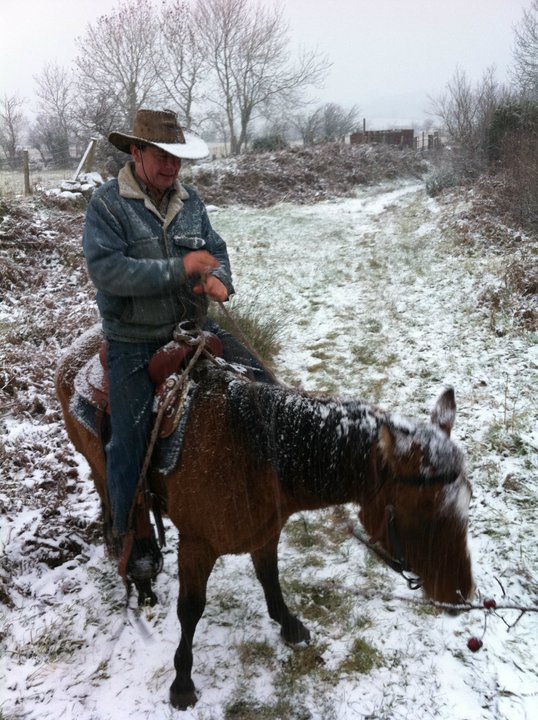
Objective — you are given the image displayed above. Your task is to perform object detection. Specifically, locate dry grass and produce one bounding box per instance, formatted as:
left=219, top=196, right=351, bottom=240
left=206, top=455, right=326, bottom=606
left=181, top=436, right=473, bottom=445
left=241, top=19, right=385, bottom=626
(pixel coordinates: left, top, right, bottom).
left=192, top=142, right=429, bottom=208
left=436, top=175, right=538, bottom=332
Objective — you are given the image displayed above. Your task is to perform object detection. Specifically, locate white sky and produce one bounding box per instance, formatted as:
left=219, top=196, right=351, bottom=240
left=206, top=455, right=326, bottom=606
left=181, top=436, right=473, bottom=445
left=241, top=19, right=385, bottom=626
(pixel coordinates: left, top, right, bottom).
left=0, top=0, right=531, bottom=126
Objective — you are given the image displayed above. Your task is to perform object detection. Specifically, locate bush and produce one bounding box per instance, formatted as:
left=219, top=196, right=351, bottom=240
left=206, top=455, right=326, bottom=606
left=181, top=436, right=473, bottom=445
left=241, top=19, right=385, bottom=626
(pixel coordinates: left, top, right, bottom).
left=486, top=103, right=538, bottom=228
left=250, top=134, right=288, bottom=153
left=425, top=153, right=477, bottom=196
left=486, top=102, right=538, bottom=165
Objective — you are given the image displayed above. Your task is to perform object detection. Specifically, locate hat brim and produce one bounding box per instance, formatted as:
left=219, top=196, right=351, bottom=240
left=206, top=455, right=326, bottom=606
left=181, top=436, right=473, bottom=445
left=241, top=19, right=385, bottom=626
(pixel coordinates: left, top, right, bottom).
left=108, top=130, right=209, bottom=160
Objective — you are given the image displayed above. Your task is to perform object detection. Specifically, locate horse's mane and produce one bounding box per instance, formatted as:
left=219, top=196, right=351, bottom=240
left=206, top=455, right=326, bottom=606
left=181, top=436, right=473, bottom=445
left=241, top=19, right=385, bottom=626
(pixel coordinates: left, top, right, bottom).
left=203, top=370, right=387, bottom=500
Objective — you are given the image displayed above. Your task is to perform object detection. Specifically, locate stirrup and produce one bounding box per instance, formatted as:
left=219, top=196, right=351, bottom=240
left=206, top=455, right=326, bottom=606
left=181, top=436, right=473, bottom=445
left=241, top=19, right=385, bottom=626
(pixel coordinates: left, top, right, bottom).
left=117, top=531, right=163, bottom=582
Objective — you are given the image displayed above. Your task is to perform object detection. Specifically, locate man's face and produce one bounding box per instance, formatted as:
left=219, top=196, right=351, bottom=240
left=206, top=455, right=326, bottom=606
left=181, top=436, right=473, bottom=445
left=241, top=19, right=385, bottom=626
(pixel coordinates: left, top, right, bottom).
left=131, top=144, right=181, bottom=193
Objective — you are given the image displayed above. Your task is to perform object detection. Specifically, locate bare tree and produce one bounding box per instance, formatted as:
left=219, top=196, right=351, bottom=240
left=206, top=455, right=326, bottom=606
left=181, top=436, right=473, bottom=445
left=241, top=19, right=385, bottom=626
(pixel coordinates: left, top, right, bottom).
left=73, top=0, right=165, bottom=135
left=156, top=0, right=206, bottom=128
left=429, top=67, right=510, bottom=167
left=511, top=0, right=538, bottom=100
left=31, top=63, right=75, bottom=165
left=318, top=103, right=360, bottom=141
left=195, top=0, right=329, bottom=154
left=290, top=108, right=324, bottom=145
left=205, top=109, right=231, bottom=151
left=68, top=0, right=329, bottom=153
left=290, top=102, right=359, bottom=145
left=0, top=94, right=26, bottom=169
left=431, top=68, right=479, bottom=152
left=76, top=91, right=123, bottom=142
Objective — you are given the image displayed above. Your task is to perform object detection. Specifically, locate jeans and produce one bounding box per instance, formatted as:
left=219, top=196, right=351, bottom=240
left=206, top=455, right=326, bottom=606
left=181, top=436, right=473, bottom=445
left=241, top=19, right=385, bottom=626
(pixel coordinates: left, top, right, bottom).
left=105, top=323, right=273, bottom=534
left=106, top=339, right=162, bottom=535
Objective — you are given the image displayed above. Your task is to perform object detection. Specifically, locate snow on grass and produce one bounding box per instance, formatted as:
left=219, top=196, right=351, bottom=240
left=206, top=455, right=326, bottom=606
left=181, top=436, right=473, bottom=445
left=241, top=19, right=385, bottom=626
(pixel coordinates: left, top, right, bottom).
left=1, top=178, right=537, bottom=720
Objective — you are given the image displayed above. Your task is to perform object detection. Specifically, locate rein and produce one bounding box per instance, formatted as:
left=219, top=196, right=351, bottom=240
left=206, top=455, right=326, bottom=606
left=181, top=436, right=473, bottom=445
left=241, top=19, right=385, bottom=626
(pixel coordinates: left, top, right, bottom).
left=350, top=506, right=423, bottom=591
left=126, top=323, right=209, bottom=544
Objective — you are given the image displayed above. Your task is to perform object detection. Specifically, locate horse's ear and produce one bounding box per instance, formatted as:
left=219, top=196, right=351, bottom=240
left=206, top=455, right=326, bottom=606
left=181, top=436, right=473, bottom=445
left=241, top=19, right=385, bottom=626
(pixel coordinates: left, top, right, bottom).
left=378, top=424, right=395, bottom=467
left=431, top=387, right=456, bottom=437
left=379, top=423, right=422, bottom=478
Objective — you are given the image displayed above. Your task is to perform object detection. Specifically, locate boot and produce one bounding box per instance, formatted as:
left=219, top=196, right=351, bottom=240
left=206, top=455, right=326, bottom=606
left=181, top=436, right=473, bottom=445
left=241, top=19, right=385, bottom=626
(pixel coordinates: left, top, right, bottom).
left=125, top=533, right=163, bottom=583
left=117, top=494, right=163, bottom=583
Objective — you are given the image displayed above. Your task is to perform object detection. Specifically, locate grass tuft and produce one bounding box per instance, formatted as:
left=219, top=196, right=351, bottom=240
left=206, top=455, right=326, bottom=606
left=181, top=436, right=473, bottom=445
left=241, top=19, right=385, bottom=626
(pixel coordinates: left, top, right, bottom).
left=338, top=637, right=385, bottom=675
left=209, top=296, right=287, bottom=366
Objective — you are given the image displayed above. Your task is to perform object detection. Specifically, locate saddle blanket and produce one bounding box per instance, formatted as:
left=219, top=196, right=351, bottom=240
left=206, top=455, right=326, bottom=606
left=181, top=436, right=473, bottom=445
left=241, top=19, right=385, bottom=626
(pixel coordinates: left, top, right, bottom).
left=69, top=378, right=197, bottom=476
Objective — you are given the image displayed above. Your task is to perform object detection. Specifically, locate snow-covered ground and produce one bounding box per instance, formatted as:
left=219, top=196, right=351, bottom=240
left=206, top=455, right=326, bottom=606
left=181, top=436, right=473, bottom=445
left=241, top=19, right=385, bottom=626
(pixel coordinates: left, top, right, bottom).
left=1, top=179, right=537, bottom=719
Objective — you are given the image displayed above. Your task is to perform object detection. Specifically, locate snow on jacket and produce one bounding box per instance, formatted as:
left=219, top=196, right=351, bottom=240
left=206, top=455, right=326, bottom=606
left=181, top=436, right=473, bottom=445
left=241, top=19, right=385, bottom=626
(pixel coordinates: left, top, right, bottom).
left=83, top=162, right=234, bottom=343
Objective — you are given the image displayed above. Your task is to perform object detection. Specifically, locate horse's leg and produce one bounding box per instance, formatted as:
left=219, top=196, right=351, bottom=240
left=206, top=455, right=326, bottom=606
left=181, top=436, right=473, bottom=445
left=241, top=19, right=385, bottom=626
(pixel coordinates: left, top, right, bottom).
left=251, top=537, right=311, bottom=644
left=134, top=579, right=158, bottom=607
left=169, top=544, right=215, bottom=710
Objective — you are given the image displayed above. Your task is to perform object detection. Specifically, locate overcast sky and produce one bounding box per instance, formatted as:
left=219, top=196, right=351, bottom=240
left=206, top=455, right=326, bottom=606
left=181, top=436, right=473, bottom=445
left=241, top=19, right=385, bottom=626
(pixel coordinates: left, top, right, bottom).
left=0, top=0, right=531, bottom=128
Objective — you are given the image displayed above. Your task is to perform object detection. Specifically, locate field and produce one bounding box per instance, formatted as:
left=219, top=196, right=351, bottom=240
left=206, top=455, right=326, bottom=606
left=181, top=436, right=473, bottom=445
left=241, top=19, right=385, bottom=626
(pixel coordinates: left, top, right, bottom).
left=0, top=152, right=537, bottom=719
left=0, top=168, right=78, bottom=197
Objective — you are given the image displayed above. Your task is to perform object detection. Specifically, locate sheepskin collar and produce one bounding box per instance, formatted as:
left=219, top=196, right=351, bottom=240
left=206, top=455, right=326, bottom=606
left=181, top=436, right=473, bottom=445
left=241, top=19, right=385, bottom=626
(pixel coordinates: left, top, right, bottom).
left=118, top=161, right=189, bottom=227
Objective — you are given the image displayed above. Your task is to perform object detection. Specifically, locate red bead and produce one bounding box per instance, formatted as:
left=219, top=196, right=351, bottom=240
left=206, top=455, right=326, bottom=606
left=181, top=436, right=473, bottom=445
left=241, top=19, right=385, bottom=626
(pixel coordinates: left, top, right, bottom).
left=467, top=637, right=483, bottom=652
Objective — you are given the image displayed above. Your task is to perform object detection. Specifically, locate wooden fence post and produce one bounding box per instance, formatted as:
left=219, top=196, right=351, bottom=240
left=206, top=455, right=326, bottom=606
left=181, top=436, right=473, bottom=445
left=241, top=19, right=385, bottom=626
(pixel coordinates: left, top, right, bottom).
left=73, top=137, right=98, bottom=180
left=23, top=150, right=32, bottom=195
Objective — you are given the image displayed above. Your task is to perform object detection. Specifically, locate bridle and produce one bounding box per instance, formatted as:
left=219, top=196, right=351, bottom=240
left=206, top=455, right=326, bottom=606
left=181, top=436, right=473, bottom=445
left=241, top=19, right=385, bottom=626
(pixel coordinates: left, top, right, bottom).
left=350, top=505, right=423, bottom=591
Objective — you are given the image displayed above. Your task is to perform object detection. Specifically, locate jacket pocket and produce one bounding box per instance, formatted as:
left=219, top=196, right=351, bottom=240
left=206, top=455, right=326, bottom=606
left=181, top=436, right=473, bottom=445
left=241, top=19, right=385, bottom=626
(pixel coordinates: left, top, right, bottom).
left=128, top=236, right=164, bottom=260
left=172, top=234, right=207, bottom=251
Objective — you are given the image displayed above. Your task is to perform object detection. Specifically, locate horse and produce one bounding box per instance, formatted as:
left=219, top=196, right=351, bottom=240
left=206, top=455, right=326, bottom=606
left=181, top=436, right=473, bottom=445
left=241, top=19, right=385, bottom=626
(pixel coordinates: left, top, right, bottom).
left=55, top=325, right=474, bottom=710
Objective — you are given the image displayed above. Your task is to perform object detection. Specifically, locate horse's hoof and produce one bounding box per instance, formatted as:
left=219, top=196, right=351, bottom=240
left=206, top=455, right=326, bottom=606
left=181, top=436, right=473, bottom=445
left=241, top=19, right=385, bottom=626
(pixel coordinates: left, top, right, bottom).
left=281, top=615, right=311, bottom=645
left=169, top=680, right=197, bottom=710
left=136, top=581, right=158, bottom=607
left=138, top=590, right=158, bottom=607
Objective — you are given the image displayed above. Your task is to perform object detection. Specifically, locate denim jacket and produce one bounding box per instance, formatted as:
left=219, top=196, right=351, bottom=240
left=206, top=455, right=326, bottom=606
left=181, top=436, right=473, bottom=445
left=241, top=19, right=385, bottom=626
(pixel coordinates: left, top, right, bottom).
left=83, top=162, right=234, bottom=342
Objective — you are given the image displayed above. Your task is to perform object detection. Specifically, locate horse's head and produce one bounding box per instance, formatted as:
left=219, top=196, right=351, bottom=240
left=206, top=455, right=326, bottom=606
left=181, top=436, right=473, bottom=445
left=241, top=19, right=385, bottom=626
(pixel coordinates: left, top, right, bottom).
left=358, top=388, right=474, bottom=605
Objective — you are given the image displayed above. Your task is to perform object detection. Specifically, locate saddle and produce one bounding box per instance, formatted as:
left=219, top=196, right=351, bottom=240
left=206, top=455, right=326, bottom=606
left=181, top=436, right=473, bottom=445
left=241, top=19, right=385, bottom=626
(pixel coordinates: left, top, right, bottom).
left=74, top=331, right=224, bottom=438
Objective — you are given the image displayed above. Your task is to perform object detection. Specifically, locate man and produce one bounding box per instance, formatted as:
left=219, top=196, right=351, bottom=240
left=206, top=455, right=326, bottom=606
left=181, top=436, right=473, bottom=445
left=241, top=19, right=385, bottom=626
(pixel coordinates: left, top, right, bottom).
left=83, top=109, right=267, bottom=582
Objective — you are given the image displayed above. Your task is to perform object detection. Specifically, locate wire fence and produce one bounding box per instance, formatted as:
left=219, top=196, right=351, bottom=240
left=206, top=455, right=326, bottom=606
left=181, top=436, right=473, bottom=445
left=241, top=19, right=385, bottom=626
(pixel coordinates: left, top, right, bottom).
left=0, top=144, right=94, bottom=197
left=0, top=167, right=80, bottom=196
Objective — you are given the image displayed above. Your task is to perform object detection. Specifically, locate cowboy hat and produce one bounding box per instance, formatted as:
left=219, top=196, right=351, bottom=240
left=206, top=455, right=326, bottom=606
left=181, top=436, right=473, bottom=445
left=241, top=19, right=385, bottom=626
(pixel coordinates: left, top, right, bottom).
left=108, top=109, right=209, bottom=160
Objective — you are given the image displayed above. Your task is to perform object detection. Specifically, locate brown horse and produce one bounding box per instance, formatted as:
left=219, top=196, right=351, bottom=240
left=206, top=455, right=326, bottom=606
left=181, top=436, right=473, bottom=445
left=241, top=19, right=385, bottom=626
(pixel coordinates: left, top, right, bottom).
left=55, top=326, right=474, bottom=710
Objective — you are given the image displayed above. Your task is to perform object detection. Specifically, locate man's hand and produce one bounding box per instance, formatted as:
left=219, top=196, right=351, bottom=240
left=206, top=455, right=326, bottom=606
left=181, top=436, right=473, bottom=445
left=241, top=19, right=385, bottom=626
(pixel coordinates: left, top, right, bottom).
left=183, top=250, right=219, bottom=278
left=196, top=274, right=228, bottom=301
left=183, top=250, right=228, bottom=301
